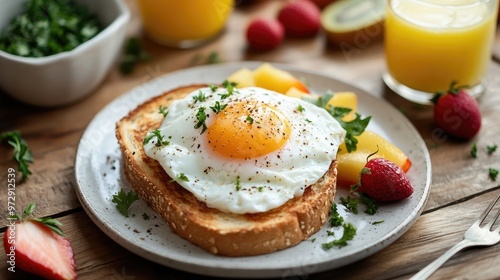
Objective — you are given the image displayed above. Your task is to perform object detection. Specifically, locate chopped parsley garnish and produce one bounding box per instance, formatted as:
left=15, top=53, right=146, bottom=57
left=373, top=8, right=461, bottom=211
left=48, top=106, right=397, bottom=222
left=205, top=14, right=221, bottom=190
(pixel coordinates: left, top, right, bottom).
left=209, top=84, right=219, bottom=92
left=245, top=116, right=254, bottom=124
left=193, top=90, right=207, bottom=103
left=172, top=173, right=189, bottom=182
left=329, top=203, right=344, bottom=227
left=326, top=230, right=335, bottom=236
left=143, top=129, right=169, bottom=147
left=489, top=168, right=498, bottom=181
left=258, top=186, right=264, bottom=192
left=159, top=105, right=168, bottom=117
left=360, top=193, right=378, bottom=215
left=112, top=189, right=140, bottom=218
left=210, top=101, right=228, bottom=114
left=1, top=130, right=33, bottom=180
left=235, top=176, right=242, bottom=191
left=297, top=104, right=305, bottom=113
left=372, top=220, right=384, bottom=225
left=487, top=145, right=497, bottom=155
left=305, top=118, right=312, bottom=123
left=194, top=107, right=208, bottom=134
left=119, top=37, right=150, bottom=75
left=327, top=106, right=371, bottom=153
left=207, top=51, right=220, bottom=64
left=220, top=80, right=238, bottom=99
left=302, top=92, right=371, bottom=152
left=340, top=196, right=359, bottom=214
left=0, top=0, right=102, bottom=57
left=142, top=213, right=150, bottom=220
left=471, top=142, right=478, bottom=158
left=322, top=223, right=357, bottom=249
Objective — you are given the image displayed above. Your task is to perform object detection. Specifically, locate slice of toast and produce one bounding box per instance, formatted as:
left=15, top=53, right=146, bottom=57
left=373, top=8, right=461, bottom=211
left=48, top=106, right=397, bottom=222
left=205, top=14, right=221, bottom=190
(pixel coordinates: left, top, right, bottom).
left=115, top=84, right=337, bottom=256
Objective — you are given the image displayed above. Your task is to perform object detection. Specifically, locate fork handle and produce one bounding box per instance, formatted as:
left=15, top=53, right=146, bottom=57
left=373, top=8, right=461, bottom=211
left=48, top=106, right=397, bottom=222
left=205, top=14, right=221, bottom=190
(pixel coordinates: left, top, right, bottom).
left=409, top=239, right=472, bottom=280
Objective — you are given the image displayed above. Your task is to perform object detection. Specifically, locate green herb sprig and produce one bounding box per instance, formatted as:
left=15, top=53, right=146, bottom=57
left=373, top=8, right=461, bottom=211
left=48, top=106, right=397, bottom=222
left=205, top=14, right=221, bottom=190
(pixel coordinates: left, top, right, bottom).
left=194, top=107, right=208, bottom=134
left=302, top=92, right=371, bottom=153
left=112, top=189, right=140, bottom=217
left=322, top=223, right=357, bottom=249
left=119, top=37, right=150, bottom=75
left=143, top=129, right=170, bottom=147
left=1, top=130, right=33, bottom=181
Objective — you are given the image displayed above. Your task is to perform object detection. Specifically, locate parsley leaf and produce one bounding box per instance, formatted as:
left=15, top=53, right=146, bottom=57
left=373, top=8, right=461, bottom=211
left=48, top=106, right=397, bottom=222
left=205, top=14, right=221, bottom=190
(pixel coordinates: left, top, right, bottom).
left=297, top=104, right=305, bottom=113
left=159, top=105, right=168, bottom=117
left=119, top=37, right=150, bottom=75
left=235, top=176, right=242, bottom=191
left=471, top=142, right=478, bottom=158
left=172, top=173, right=189, bottom=182
left=143, top=129, right=169, bottom=147
left=209, top=84, right=219, bottom=92
left=489, top=168, right=498, bottom=181
left=487, top=145, right=497, bottom=155
left=245, top=115, right=254, bottom=124
left=322, top=223, right=357, bottom=249
left=112, top=189, right=140, bottom=218
left=193, top=90, right=207, bottom=103
left=220, top=80, right=238, bottom=99
left=302, top=93, right=371, bottom=153
left=1, top=130, right=33, bottom=181
left=339, top=196, right=359, bottom=214
left=329, top=203, right=344, bottom=227
left=360, top=193, right=378, bottom=215
left=194, top=107, right=208, bottom=134
left=210, top=101, right=227, bottom=114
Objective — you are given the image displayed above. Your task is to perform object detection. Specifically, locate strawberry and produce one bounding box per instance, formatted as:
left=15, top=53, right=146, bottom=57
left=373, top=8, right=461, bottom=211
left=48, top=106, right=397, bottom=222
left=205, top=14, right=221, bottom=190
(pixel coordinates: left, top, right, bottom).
left=3, top=203, right=77, bottom=280
left=246, top=18, right=284, bottom=51
left=430, top=82, right=482, bottom=140
left=277, top=0, right=321, bottom=37
left=353, top=158, right=413, bottom=202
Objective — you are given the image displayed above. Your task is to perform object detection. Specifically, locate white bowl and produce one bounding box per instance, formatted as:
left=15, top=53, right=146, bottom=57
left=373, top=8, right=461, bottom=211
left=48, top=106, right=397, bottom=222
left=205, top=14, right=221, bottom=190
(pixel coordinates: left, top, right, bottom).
left=0, top=0, right=130, bottom=107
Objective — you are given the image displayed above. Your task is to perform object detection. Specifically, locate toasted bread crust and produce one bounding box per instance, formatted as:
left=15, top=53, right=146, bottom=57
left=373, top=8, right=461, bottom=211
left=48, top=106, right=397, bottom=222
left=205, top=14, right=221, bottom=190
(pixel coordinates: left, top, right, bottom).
left=116, top=84, right=337, bottom=256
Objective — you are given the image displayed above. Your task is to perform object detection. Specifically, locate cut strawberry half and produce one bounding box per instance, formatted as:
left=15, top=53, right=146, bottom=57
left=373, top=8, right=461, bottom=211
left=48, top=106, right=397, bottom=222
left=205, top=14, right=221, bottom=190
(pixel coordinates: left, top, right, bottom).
left=3, top=203, right=77, bottom=280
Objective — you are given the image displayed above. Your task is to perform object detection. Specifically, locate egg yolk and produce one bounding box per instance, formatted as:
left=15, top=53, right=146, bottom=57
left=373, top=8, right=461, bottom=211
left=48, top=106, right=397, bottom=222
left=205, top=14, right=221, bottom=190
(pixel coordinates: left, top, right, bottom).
left=206, top=101, right=291, bottom=159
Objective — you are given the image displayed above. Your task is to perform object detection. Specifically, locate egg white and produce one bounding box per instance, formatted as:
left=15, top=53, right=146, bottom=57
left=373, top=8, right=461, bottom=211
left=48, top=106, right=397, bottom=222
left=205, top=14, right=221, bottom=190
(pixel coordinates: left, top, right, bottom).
left=144, top=86, right=346, bottom=214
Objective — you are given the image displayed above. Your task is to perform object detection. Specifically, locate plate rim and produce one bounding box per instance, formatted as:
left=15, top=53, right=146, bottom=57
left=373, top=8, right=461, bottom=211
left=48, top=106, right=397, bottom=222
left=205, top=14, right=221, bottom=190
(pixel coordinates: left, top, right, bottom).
left=74, top=61, right=432, bottom=278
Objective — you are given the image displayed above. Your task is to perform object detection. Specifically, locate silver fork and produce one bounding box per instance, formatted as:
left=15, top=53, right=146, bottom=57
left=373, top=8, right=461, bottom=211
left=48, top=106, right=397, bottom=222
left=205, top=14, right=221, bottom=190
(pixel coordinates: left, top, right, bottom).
left=410, top=191, right=500, bottom=280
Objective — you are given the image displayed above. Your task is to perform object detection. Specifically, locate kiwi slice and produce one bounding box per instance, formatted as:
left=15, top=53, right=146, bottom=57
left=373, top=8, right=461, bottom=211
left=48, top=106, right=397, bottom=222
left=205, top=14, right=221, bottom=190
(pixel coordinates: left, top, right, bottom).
left=321, top=0, right=385, bottom=46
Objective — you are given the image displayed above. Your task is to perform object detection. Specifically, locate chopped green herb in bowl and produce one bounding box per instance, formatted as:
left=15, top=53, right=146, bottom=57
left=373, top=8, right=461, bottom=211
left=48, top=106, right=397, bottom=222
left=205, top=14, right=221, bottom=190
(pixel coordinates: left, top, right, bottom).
left=0, top=0, right=102, bottom=57
left=0, top=0, right=130, bottom=107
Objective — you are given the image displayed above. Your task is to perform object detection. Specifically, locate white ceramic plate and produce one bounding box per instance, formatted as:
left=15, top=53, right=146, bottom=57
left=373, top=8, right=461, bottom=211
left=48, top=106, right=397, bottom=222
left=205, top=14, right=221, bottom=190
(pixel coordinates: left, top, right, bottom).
left=75, top=62, right=431, bottom=278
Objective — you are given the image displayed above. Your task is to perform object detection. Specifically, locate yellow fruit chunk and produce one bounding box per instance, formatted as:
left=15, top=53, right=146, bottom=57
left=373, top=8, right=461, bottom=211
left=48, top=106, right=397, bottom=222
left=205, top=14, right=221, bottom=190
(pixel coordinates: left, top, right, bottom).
left=252, top=63, right=309, bottom=94
left=336, top=130, right=412, bottom=187
left=227, top=68, right=255, bottom=88
left=284, top=87, right=310, bottom=99
left=325, top=91, right=357, bottom=121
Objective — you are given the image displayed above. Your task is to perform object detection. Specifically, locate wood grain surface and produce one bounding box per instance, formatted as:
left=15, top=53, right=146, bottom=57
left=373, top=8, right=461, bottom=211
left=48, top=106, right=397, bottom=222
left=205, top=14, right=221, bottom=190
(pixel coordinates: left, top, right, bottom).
left=1, top=1, right=500, bottom=279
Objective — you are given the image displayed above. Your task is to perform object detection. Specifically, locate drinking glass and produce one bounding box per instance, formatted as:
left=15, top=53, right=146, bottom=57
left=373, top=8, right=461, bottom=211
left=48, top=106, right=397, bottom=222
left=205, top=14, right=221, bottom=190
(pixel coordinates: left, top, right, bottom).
left=383, top=0, right=499, bottom=104
left=136, top=0, right=234, bottom=49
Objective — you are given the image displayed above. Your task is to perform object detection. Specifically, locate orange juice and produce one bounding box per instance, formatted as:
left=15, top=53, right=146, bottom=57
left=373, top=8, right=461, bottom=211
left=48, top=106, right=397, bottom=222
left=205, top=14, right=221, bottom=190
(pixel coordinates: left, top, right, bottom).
left=385, top=0, right=498, bottom=96
left=137, top=0, right=234, bottom=48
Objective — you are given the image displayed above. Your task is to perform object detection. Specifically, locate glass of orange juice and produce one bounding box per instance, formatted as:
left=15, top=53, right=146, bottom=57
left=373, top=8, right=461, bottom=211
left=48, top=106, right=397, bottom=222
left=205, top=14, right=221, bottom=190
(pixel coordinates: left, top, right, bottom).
left=136, top=0, right=234, bottom=48
left=383, top=0, right=498, bottom=104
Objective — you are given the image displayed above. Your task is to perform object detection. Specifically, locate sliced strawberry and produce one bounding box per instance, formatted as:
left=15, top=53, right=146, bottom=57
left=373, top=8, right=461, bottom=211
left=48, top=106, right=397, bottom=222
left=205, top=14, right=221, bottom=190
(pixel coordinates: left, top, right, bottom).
left=3, top=203, right=77, bottom=280
left=353, top=158, right=413, bottom=202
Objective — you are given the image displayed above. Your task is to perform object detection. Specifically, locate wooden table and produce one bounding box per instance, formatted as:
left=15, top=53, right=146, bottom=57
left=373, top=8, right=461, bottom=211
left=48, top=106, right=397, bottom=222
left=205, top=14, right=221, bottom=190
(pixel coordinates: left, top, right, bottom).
left=1, top=1, right=500, bottom=279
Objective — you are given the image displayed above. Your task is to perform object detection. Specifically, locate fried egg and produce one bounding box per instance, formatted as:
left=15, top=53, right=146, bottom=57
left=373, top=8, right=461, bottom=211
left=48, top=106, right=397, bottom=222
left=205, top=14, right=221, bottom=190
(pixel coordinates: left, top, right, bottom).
left=143, top=86, right=346, bottom=214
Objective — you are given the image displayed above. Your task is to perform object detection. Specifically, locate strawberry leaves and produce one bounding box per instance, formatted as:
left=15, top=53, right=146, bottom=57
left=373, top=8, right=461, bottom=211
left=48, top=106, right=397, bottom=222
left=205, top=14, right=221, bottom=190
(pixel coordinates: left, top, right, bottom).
left=9, top=202, right=65, bottom=236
